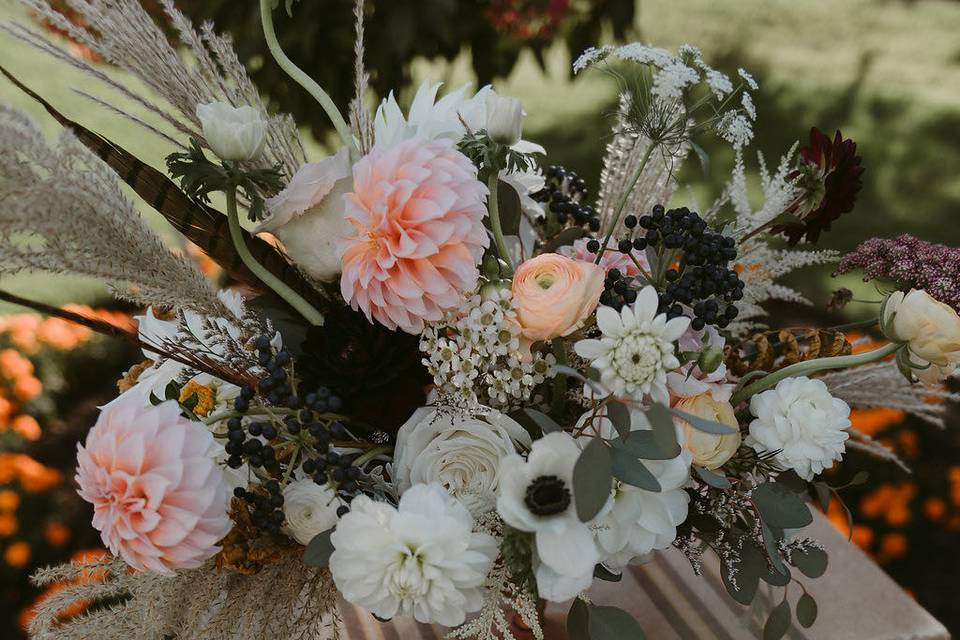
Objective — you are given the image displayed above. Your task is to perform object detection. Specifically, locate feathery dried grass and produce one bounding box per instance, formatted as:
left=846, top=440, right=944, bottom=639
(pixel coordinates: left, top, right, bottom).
left=5, top=0, right=305, bottom=179
left=349, top=0, right=373, bottom=155
left=29, top=553, right=341, bottom=640
left=0, top=107, right=225, bottom=316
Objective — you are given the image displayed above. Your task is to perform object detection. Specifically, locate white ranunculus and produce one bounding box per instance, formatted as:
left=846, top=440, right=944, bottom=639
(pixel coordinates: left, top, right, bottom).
left=195, top=102, right=267, bottom=162
left=394, top=407, right=532, bottom=516
left=484, top=93, right=523, bottom=145
left=574, top=406, right=691, bottom=574
left=497, top=431, right=600, bottom=601
left=329, top=483, right=497, bottom=626
left=258, top=148, right=352, bottom=282
left=882, top=289, right=960, bottom=379
left=747, top=377, right=851, bottom=481
left=282, top=479, right=340, bottom=545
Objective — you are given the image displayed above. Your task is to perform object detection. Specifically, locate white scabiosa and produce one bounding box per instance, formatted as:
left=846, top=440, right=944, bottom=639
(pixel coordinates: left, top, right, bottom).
left=574, top=286, right=689, bottom=403
left=496, top=431, right=600, bottom=601
left=747, top=377, right=851, bottom=480
left=195, top=102, right=267, bottom=162
left=282, top=480, right=339, bottom=545
left=329, top=483, right=496, bottom=626
left=393, top=407, right=532, bottom=516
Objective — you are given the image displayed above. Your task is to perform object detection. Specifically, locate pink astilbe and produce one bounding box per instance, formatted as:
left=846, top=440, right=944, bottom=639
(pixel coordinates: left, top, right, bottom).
left=76, top=397, right=231, bottom=576
left=339, top=137, right=489, bottom=333
left=835, top=234, right=960, bottom=312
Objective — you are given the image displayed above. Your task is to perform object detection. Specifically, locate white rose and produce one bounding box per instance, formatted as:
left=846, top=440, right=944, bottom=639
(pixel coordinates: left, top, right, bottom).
left=282, top=479, right=339, bottom=545
left=195, top=102, right=267, bottom=162
left=883, top=289, right=960, bottom=370
left=394, top=407, right=532, bottom=516
left=747, top=377, right=851, bottom=481
left=484, top=93, right=524, bottom=146
left=258, top=148, right=352, bottom=282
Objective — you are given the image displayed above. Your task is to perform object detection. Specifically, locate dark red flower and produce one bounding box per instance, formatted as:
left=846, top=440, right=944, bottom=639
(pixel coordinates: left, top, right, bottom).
left=776, top=127, right=865, bottom=245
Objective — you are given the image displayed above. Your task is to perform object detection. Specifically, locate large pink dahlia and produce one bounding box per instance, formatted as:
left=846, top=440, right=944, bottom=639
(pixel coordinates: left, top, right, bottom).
left=339, top=137, right=490, bottom=333
left=76, top=397, right=231, bottom=575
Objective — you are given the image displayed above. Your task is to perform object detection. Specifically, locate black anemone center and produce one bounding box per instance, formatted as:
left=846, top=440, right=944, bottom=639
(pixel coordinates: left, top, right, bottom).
left=524, top=475, right=571, bottom=516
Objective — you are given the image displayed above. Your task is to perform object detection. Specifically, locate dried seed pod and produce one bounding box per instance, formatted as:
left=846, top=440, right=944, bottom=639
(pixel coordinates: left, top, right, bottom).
left=724, top=328, right=853, bottom=377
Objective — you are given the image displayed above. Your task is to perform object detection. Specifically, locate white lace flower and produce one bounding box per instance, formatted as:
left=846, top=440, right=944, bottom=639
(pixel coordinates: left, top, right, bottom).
left=282, top=479, right=339, bottom=545
left=329, top=483, right=496, bottom=626
left=575, top=286, right=689, bottom=404
left=747, top=377, right=851, bottom=480
left=497, top=432, right=601, bottom=601
left=574, top=407, right=691, bottom=574
left=394, top=407, right=531, bottom=515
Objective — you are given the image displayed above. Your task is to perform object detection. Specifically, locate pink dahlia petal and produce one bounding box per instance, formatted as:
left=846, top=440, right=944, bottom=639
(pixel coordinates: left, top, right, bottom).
left=75, top=396, right=231, bottom=575
left=340, top=137, right=490, bottom=333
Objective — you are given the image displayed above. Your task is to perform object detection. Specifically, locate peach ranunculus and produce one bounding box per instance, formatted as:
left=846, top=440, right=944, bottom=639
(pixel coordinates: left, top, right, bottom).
left=673, top=392, right=741, bottom=470
left=511, top=253, right=605, bottom=351
left=75, top=397, right=231, bottom=575
left=339, top=137, right=489, bottom=333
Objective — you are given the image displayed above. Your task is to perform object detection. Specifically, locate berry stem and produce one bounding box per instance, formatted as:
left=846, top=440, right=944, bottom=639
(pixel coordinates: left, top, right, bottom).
left=595, top=143, right=655, bottom=264
left=260, top=0, right=357, bottom=157
left=729, top=341, right=902, bottom=405
left=351, top=445, right=393, bottom=468
left=487, top=173, right=515, bottom=276
left=225, top=187, right=326, bottom=326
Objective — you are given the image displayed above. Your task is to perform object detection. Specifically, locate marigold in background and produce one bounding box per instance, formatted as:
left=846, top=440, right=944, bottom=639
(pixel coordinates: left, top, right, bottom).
left=339, top=137, right=489, bottom=333
left=75, top=397, right=232, bottom=575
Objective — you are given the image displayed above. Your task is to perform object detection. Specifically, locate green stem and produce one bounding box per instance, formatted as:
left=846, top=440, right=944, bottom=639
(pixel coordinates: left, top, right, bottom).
left=352, top=445, right=392, bottom=469
left=226, top=188, right=325, bottom=326
left=260, top=0, right=356, bottom=156
left=730, top=341, right=902, bottom=405
left=827, top=318, right=879, bottom=332
left=595, top=143, right=655, bottom=264
left=487, top=173, right=514, bottom=275
left=551, top=340, right=568, bottom=418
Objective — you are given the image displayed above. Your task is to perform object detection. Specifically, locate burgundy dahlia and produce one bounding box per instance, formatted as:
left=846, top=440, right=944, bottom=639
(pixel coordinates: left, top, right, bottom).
left=834, top=234, right=960, bottom=312
left=776, top=127, right=865, bottom=245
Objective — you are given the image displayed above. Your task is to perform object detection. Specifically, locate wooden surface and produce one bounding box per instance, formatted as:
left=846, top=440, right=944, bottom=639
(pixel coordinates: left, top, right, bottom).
left=338, top=510, right=950, bottom=639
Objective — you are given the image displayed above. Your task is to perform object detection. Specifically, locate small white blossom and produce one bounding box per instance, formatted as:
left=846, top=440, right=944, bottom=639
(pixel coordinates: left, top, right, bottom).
left=282, top=480, right=339, bottom=545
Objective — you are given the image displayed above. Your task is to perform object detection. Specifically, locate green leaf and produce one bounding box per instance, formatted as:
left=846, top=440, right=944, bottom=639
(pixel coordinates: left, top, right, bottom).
left=790, top=547, right=828, bottom=578
left=849, top=470, right=869, bottom=487
left=813, top=481, right=832, bottom=512
left=519, top=408, right=562, bottom=435
left=611, top=449, right=661, bottom=491
left=753, top=482, right=813, bottom=529
left=164, top=380, right=180, bottom=401
left=796, top=593, right=818, bottom=628
left=762, top=599, right=791, bottom=640
left=574, top=438, right=613, bottom=522
left=304, top=530, right=335, bottom=568
left=760, top=524, right=791, bottom=582
left=671, top=408, right=737, bottom=434
left=497, top=179, right=522, bottom=237
left=689, top=140, right=711, bottom=177
left=605, top=399, right=632, bottom=441
left=594, top=564, right=623, bottom=582
left=694, top=465, right=732, bottom=489
left=588, top=605, right=647, bottom=639
left=775, top=470, right=808, bottom=494
left=613, top=430, right=675, bottom=460
left=644, top=403, right=681, bottom=458
left=567, top=599, right=590, bottom=640
left=768, top=211, right=805, bottom=229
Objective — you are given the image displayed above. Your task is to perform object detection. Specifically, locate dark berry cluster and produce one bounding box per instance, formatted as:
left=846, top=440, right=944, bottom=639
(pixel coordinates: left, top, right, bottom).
left=598, top=267, right=639, bottom=310
left=638, top=205, right=744, bottom=329
left=533, top=166, right=600, bottom=231
left=234, top=481, right=285, bottom=533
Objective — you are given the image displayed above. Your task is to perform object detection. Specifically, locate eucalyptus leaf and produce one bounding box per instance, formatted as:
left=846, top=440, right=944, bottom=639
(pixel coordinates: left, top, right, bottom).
left=671, top=408, right=737, bottom=434
left=611, top=449, right=661, bottom=491
left=304, top=530, right=335, bottom=568
left=605, top=399, right=632, bottom=441
left=849, top=471, right=869, bottom=487
left=790, top=547, right=828, bottom=578
left=594, top=564, right=623, bottom=582
left=497, top=179, right=523, bottom=236
left=588, top=605, right=647, bottom=640
left=644, top=403, right=681, bottom=458
left=796, top=593, right=818, bottom=628
left=567, top=599, right=590, bottom=640
left=762, top=600, right=791, bottom=640
left=613, top=431, right=675, bottom=460
left=753, top=482, right=813, bottom=529
left=775, top=470, right=808, bottom=494
left=760, top=524, right=790, bottom=579
left=574, top=438, right=613, bottom=522
left=721, top=543, right=762, bottom=605
left=695, top=465, right=732, bottom=489
left=520, top=408, right=562, bottom=435
left=813, top=481, right=832, bottom=512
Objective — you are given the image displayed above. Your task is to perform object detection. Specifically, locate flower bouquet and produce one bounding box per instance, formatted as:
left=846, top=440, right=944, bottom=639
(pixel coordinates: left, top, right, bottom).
left=1, top=1, right=958, bottom=639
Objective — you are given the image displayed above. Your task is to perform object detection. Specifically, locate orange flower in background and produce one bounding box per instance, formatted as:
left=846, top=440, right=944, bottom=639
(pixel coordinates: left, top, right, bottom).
left=0, top=348, right=34, bottom=379
left=5, top=540, right=31, bottom=567
left=878, top=532, right=909, bottom=562
left=0, top=454, right=63, bottom=492
left=0, top=315, right=41, bottom=353
left=44, top=522, right=70, bottom=547
left=923, top=497, right=947, bottom=522
left=860, top=482, right=916, bottom=527
left=12, top=415, right=42, bottom=441
left=36, top=317, right=90, bottom=351
left=0, top=395, right=12, bottom=422
left=13, top=375, right=42, bottom=402
left=0, top=488, right=20, bottom=512
left=0, top=513, right=17, bottom=537
left=849, top=407, right=906, bottom=436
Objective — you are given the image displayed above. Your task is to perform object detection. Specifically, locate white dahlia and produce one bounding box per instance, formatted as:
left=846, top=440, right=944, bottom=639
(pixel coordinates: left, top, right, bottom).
left=747, top=377, right=851, bottom=481
left=574, top=286, right=689, bottom=404
left=329, top=483, right=496, bottom=626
